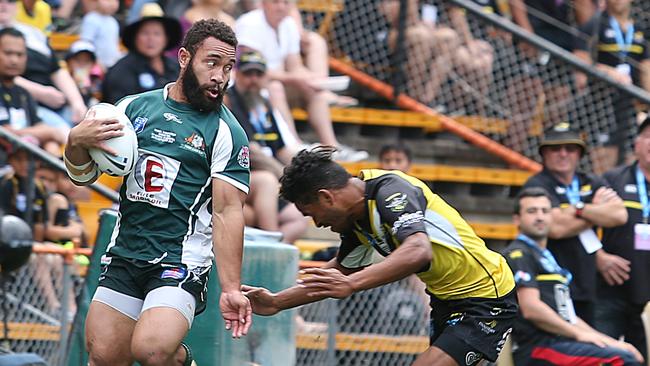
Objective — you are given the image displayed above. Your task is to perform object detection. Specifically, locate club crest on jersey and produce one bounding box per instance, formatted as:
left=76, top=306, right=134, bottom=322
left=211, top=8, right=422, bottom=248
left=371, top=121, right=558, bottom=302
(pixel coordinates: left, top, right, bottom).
left=133, top=116, right=148, bottom=134
left=237, top=146, right=250, bottom=168
left=385, top=192, right=408, bottom=212
left=163, top=112, right=182, bottom=124
left=181, top=133, right=206, bottom=157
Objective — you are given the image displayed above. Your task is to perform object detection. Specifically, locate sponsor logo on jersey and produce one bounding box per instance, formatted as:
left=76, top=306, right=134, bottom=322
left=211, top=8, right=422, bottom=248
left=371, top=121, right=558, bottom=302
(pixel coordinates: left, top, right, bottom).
left=605, top=29, right=615, bottom=39
left=385, top=192, right=408, bottom=212
left=237, top=146, right=250, bottom=168
left=635, top=32, right=644, bottom=42
left=160, top=267, right=187, bottom=280
left=133, top=116, right=148, bottom=134
left=126, top=151, right=181, bottom=209
left=163, top=112, right=183, bottom=124
left=514, top=270, right=531, bottom=283
left=555, top=186, right=566, bottom=195
left=478, top=320, right=497, bottom=334
left=151, top=128, right=176, bottom=144
left=392, top=211, right=424, bottom=234
left=465, top=351, right=482, bottom=365
left=180, top=133, right=206, bottom=157
left=446, top=312, right=464, bottom=326
left=625, top=184, right=637, bottom=193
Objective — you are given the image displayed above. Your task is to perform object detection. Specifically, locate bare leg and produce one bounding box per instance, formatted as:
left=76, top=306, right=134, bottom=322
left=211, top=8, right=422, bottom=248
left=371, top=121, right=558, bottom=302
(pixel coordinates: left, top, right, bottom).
left=278, top=203, right=309, bottom=244
left=412, top=346, right=459, bottom=366
left=305, top=88, right=338, bottom=146
left=246, top=171, right=280, bottom=232
left=267, top=80, right=301, bottom=143
left=454, top=40, right=494, bottom=115
left=86, top=301, right=136, bottom=366
left=302, top=31, right=329, bottom=78
left=31, top=253, right=60, bottom=313
left=131, top=307, right=190, bottom=366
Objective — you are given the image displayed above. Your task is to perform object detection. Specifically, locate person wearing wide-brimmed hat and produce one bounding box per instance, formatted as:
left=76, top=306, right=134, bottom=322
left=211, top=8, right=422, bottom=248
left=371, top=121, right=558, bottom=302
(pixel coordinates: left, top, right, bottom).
left=101, top=3, right=181, bottom=104
left=522, top=122, right=628, bottom=326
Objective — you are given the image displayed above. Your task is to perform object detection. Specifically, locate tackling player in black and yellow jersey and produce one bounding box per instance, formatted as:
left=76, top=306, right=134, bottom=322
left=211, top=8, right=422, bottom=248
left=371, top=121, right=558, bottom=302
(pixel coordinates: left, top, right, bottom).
left=242, top=146, right=517, bottom=366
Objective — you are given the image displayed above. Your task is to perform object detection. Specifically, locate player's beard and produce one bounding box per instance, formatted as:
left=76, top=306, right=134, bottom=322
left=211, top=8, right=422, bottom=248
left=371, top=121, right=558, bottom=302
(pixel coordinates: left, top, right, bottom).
left=182, top=61, right=225, bottom=113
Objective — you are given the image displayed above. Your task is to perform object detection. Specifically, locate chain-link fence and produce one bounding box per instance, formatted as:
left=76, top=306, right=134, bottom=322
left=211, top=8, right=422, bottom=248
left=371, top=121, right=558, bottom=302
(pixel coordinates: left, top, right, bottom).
left=296, top=277, right=430, bottom=365
left=302, top=0, right=650, bottom=174
left=1, top=248, right=82, bottom=365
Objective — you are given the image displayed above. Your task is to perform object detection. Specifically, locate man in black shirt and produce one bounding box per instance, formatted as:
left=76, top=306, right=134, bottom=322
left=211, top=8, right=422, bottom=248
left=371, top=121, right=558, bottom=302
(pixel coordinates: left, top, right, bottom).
left=522, top=123, right=628, bottom=325
left=0, top=27, right=65, bottom=159
left=596, top=117, right=650, bottom=359
left=102, top=4, right=181, bottom=104
left=573, top=0, right=650, bottom=170
left=226, top=50, right=298, bottom=165
left=503, top=187, right=642, bottom=365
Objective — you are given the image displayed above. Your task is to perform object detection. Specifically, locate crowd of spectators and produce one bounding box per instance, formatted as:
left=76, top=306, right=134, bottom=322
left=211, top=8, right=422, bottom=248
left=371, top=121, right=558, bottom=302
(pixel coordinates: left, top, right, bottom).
left=503, top=121, right=650, bottom=365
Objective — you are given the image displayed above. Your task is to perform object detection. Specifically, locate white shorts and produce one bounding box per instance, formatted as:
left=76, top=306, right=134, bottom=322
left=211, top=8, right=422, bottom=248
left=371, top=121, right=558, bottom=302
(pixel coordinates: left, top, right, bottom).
left=92, top=286, right=197, bottom=327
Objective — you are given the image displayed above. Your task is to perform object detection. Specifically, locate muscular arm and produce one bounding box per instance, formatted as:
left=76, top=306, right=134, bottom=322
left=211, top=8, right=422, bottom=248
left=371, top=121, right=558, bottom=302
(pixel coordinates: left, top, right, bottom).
left=548, top=207, right=591, bottom=239
left=51, top=69, right=87, bottom=123
left=347, top=232, right=431, bottom=292
left=272, top=258, right=363, bottom=311
left=517, top=286, right=580, bottom=339
left=212, top=178, right=248, bottom=293
left=277, top=232, right=432, bottom=308
left=14, top=76, right=66, bottom=109
left=579, top=200, right=627, bottom=228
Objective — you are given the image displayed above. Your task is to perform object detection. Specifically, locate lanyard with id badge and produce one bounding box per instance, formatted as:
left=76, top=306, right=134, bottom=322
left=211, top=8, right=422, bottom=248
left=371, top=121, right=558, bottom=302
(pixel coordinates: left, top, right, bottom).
left=609, top=16, right=634, bottom=77
left=634, top=166, right=650, bottom=250
left=565, top=176, right=602, bottom=254
left=517, top=234, right=577, bottom=324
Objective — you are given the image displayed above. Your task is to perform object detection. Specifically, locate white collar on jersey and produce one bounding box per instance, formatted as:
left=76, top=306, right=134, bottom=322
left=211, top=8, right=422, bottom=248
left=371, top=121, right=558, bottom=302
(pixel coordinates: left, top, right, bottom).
left=163, top=83, right=175, bottom=100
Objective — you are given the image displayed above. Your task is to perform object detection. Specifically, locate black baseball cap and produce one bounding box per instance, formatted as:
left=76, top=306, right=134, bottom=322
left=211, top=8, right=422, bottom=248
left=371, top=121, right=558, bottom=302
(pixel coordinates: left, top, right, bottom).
left=538, top=122, right=587, bottom=155
left=237, top=50, right=266, bottom=73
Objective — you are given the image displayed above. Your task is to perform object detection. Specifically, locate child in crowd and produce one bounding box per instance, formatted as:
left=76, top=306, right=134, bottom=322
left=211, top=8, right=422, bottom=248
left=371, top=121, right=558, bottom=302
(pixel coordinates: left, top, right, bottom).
left=79, top=0, right=121, bottom=69
left=64, top=40, right=102, bottom=105
left=378, top=143, right=412, bottom=173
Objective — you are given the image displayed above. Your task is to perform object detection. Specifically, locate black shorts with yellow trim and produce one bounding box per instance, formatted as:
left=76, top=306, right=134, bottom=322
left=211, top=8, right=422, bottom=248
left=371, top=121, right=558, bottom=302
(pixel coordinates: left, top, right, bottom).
left=428, top=290, right=518, bottom=365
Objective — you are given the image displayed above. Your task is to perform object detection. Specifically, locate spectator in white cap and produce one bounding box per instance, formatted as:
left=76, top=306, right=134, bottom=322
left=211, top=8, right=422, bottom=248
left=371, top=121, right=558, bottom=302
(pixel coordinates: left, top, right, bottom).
left=65, top=40, right=102, bottom=105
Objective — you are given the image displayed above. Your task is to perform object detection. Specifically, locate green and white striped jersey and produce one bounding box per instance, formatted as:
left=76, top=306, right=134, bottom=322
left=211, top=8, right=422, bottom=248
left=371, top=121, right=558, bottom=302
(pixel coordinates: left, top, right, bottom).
left=106, top=85, right=250, bottom=267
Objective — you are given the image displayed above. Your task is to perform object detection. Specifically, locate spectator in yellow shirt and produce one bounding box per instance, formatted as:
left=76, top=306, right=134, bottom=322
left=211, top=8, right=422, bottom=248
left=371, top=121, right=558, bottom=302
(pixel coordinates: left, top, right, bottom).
left=16, top=0, right=52, bottom=34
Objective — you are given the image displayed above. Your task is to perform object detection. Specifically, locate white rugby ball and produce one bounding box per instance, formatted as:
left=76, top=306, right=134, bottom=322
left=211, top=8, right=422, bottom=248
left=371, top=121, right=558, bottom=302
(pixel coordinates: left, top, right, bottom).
left=87, top=103, right=139, bottom=177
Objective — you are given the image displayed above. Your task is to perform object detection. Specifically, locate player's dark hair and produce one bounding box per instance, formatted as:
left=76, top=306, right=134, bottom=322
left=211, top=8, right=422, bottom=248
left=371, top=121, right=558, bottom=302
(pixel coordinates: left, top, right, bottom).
left=280, top=146, right=352, bottom=205
left=182, top=19, right=237, bottom=57
left=379, top=143, right=412, bottom=162
left=0, top=28, right=25, bottom=43
left=514, top=187, right=552, bottom=214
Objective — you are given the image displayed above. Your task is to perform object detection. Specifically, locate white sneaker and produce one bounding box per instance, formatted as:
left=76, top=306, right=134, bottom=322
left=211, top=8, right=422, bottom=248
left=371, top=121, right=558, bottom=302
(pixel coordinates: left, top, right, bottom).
left=333, top=145, right=369, bottom=162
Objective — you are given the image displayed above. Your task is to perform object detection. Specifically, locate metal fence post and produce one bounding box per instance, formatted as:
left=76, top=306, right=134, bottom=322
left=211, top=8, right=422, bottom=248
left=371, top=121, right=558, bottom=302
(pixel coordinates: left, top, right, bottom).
left=57, top=257, right=72, bottom=366
left=326, top=299, right=338, bottom=365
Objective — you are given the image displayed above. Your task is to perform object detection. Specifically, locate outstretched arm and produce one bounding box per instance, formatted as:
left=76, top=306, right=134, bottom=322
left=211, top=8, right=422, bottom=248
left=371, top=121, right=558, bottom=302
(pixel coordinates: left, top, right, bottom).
left=244, top=232, right=431, bottom=314
left=242, top=258, right=361, bottom=315
left=212, top=177, right=252, bottom=337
